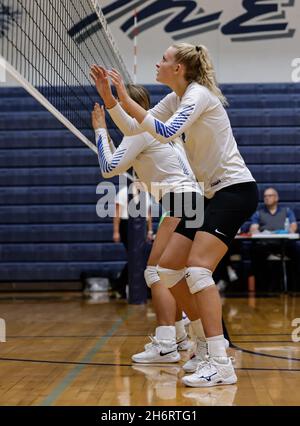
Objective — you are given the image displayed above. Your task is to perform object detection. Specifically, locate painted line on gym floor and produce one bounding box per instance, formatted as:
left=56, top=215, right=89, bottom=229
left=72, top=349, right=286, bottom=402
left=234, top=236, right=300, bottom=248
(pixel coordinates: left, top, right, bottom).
left=6, top=334, right=150, bottom=339
left=236, top=367, right=300, bottom=372
left=224, top=319, right=300, bottom=361
left=0, top=357, right=299, bottom=371
left=39, top=311, right=131, bottom=406
left=231, top=344, right=300, bottom=362
left=231, top=333, right=294, bottom=336
left=0, top=357, right=133, bottom=367
left=232, top=340, right=297, bottom=343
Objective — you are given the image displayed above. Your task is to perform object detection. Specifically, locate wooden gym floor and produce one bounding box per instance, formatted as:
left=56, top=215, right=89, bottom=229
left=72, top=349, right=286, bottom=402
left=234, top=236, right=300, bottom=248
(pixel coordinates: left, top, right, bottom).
left=0, top=292, right=299, bottom=406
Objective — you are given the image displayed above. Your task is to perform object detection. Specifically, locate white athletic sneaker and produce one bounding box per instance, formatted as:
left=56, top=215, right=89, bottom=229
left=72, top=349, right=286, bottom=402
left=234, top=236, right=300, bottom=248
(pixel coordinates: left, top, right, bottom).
left=144, top=337, right=192, bottom=351
left=183, top=338, right=230, bottom=373
left=132, top=336, right=180, bottom=364
left=177, top=335, right=194, bottom=351
left=182, top=357, right=237, bottom=388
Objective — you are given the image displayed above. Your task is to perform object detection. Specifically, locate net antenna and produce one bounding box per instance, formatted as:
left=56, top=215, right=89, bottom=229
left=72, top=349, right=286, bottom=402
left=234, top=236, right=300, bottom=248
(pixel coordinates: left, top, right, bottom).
left=0, top=0, right=132, bottom=164
left=133, top=8, right=138, bottom=85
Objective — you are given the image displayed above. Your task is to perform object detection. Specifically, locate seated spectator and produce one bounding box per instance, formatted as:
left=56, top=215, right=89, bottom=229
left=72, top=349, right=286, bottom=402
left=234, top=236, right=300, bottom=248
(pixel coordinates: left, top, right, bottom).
left=250, top=187, right=297, bottom=234
left=249, top=187, right=298, bottom=291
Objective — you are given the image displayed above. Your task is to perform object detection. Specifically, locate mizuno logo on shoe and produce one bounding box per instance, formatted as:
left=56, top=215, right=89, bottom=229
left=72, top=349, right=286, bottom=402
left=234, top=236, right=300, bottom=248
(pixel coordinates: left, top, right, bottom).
left=160, top=350, right=177, bottom=356
left=185, top=272, right=191, bottom=278
left=200, top=372, right=217, bottom=382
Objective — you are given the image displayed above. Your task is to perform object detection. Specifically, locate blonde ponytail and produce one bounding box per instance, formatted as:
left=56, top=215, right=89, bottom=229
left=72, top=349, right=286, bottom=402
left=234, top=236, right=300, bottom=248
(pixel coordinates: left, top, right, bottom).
left=173, top=43, right=227, bottom=106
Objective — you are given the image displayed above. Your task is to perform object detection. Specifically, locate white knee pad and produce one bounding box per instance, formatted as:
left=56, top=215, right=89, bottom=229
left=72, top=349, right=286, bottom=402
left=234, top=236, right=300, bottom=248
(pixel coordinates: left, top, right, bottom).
left=185, top=267, right=215, bottom=294
left=157, top=266, right=185, bottom=289
left=144, top=266, right=160, bottom=288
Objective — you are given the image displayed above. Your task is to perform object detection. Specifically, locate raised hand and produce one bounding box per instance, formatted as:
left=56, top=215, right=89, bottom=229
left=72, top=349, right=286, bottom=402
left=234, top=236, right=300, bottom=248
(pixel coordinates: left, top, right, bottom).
left=90, top=65, right=116, bottom=108
left=107, top=68, right=129, bottom=104
left=92, top=103, right=107, bottom=130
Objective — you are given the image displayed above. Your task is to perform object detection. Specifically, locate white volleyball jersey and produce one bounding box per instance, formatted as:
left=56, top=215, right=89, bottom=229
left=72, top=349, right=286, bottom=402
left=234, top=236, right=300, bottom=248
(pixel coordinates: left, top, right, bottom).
left=115, top=186, right=151, bottom=219
left=108, top=82, right=254, bottom=199
left=95, top=128, right=201, bottom=202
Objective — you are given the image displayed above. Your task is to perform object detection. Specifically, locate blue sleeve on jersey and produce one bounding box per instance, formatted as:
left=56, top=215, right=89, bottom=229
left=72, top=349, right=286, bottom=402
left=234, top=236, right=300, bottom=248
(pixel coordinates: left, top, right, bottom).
left=154, top=105, right=195, bottom=139
left=97, top=134, right=126, bottom=175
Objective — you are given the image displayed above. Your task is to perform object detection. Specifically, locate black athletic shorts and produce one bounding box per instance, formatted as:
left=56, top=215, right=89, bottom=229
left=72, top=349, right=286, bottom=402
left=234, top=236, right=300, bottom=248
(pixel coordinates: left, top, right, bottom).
left=159, top=191, right=204, bottom=227
left=174, top=181, right=258, bottom=247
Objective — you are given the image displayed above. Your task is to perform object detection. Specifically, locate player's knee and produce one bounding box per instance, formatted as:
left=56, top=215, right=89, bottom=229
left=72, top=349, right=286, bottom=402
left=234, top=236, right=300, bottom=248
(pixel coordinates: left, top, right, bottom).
left=144, top=266, right=160, bottom=288
left=185, top=266, right=215, bottom=294
left=156, top=266, right=185, bottom=289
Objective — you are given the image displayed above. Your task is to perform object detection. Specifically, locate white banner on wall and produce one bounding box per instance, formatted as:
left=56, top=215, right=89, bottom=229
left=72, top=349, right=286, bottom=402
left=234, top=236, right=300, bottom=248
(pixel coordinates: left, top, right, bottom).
left=97, top=0, right=299, bottom=83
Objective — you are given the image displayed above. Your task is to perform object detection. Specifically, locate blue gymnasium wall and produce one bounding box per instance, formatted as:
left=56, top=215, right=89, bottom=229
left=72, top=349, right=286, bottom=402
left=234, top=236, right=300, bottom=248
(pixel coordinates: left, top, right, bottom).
left=0, top=83, right=299, bottom=284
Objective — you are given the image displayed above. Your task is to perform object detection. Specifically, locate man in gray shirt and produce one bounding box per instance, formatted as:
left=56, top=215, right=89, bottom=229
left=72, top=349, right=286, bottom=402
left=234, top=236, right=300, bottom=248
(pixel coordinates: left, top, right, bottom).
left=250, top=187, right=298, bottom=291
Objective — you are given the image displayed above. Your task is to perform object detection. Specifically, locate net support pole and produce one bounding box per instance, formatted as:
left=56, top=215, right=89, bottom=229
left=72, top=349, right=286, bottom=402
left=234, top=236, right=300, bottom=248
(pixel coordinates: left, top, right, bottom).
left=127, top=191, right=148, bottom=305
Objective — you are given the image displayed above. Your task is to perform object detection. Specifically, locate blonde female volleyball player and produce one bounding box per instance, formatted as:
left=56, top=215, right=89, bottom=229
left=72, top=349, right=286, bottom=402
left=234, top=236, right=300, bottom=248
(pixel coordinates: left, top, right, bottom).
left=91, top=43, right=258, bottom=387
left=91, top=83, right=207, bottom=364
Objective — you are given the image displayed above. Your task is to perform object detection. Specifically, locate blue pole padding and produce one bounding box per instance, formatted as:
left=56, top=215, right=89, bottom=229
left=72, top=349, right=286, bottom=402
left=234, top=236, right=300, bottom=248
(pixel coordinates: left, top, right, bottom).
left=127, top=214, right=148, bottom=304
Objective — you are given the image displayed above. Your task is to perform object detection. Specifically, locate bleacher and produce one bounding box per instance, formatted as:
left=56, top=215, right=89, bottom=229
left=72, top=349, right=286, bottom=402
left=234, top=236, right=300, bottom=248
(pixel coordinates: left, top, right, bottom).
left=0, top=84, right=299, bottom=285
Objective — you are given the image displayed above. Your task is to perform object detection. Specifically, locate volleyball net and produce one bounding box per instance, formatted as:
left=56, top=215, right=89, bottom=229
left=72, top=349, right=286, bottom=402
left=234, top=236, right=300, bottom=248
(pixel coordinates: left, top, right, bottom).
left=0, top=0, right=132, bottom=153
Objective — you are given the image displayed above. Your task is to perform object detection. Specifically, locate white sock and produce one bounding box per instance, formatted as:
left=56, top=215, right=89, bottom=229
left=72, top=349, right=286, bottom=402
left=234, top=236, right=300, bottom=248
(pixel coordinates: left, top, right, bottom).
left=190, top=319, right=206, bottom=343
left=206, top=335, right=227, bottom=359
left=155, top=326, right=176, bottom=342
left=175, top=320, right=186, bottom=341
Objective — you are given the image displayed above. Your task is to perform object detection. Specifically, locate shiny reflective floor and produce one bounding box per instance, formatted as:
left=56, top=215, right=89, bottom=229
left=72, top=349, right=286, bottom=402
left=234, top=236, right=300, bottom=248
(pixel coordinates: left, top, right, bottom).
left=0, top=292, right=299, bottom=406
